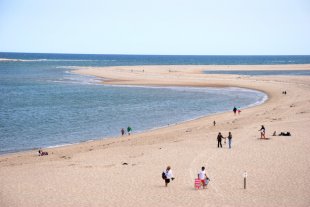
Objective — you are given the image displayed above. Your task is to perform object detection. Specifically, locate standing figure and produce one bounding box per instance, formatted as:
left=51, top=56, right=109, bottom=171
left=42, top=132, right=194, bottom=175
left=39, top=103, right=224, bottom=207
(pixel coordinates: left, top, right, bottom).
left=163, top=166, right=174, bottom=187
left=233, top=107, right=237, bottom=115
left=259, top=125, right=266, bottom=139
left=217, top=132, right=224, bottom=148
left=213, top=120, right=216, bottom=126
left=127, top=126, right=132, bottom=135
left=198, top=166, right=209, bottom=189
left=227, top=132, right=232, bottom=148
left=237, top=107, right=241, bottom=114
left=121, top=128, right=125, bottom=136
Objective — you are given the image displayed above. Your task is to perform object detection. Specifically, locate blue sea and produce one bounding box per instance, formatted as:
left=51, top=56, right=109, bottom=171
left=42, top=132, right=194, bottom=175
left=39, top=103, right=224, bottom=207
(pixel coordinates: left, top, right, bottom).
left=1, top=53, right=310, bottom=155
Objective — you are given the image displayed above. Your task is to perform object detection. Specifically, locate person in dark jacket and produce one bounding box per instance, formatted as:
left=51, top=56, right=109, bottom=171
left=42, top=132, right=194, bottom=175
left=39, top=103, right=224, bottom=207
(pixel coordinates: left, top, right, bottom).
left=217, top=132, right=224, bottom=148
left=233, top=106, right=237, bottom=115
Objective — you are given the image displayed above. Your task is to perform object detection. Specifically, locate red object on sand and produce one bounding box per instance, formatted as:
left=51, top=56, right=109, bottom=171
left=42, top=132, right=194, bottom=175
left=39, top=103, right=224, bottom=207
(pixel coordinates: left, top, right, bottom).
left=195, top=178, right=201, bottom=189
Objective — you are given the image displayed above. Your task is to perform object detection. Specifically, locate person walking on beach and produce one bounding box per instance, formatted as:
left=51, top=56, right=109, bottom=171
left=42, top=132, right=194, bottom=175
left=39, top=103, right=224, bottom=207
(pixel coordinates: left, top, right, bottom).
left=127, top=126, right=132, bottom=135
left=163, top=166, right=174, bottom=187
left=198, top=166, right=210, bottom=189
left=233, top=106, right=237, bottom=115
left=121, top=128, right=125, bottom=136
left=213, top=120, right=216, bottom=126
left=227, top=132, right=232, bottom=148
left=217, top=132, right=224, bottom=148
left=259, top=125, right=266, bottom=139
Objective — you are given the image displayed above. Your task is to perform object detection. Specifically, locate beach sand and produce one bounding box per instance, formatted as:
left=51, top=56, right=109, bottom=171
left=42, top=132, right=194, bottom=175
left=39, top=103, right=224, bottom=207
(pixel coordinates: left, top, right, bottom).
left=1, top=64, right=310, bottom=207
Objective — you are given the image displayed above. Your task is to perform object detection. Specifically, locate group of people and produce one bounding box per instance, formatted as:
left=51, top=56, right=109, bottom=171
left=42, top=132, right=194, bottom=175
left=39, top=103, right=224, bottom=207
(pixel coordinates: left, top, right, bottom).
left=121, top=126, right=132, bottom=136
left=162, top=166, right=210, bottom=189
left=217, top=132, right=233, bottom=148
left=233, top=106, right=241, bottom=115
left=273, top=130, right=291, bottom=136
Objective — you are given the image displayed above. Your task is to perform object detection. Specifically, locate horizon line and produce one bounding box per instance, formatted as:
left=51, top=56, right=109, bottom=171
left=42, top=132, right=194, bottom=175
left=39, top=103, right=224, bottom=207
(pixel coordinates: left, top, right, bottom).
left=1, top=51, right=310, bottom=56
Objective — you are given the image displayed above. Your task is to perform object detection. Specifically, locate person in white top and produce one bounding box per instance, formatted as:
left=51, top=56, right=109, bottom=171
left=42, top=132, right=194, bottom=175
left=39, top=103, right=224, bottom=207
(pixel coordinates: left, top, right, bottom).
left=198, top=166, right=209, bottom=189
left=164, top=166, right=174, bottom=187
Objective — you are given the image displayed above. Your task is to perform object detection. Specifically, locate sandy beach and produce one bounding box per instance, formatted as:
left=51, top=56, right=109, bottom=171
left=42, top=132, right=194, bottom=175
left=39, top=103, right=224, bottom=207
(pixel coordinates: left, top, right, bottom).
left=1, top=64, right=310, bottom=207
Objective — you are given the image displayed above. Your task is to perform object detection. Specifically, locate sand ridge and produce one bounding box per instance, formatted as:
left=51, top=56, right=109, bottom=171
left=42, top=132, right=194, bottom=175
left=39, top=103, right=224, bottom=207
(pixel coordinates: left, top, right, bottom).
left=1, top=64, right=310, bottom=207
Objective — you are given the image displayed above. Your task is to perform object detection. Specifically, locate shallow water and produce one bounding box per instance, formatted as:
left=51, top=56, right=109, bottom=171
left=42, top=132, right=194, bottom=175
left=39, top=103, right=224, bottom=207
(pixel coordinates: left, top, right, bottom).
left=3, top=53, right=308, bottom=154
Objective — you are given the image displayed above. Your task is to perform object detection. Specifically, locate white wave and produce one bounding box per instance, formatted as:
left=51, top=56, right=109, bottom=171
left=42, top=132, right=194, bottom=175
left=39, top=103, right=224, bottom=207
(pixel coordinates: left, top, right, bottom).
left=46, top=143, right=75, bottom=149
left=50, top=73, right=104, bottom=85
left=243, top=93, right=268, bottom=109
left=0, top=58, right=116, bottom=62
left=0, top=58, right=47, bottom=62
left=106, top=84, right=265, bottom=95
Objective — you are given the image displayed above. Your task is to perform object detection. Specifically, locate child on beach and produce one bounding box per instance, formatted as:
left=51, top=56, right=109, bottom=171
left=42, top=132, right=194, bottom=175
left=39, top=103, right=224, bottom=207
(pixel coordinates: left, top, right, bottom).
left=237, top=107, right=241, bottom=114
left=121, top=128, right=125, bottom=136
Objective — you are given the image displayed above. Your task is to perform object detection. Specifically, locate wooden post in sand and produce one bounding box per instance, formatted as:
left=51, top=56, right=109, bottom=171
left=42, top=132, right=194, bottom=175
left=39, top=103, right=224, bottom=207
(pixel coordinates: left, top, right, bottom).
left=243, top=171, right=247, bottom=189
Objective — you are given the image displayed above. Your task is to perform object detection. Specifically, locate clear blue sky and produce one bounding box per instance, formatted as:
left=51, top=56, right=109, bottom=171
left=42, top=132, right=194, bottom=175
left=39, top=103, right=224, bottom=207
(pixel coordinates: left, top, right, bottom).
left=0, top=0, right=309, bottom=55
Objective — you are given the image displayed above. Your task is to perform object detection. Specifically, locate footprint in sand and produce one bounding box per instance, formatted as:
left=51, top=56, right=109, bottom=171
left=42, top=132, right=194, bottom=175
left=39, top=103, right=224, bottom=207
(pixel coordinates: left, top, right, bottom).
left=103, top=164, right=115, bottom=168
left=129, top=153, right=144, bottom=158
left=60, top=156, right=71, bottom=159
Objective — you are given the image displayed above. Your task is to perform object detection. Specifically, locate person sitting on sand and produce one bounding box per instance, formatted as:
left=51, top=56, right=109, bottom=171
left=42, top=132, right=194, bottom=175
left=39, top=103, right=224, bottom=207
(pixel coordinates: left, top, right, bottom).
left=259, top=125, right=266, bottom=139
left=198, top=166, right=209, bottom=189
left=38, top=149, right=48, bottom=156
left=164, top=166, right=174, bottom=187
left=279, top=132, right=291, bottom=136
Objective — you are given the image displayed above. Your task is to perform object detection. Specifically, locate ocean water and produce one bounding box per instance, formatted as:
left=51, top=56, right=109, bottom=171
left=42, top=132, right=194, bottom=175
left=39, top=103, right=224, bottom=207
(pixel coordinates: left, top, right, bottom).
left=1, top=53, right=309, bottom=155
